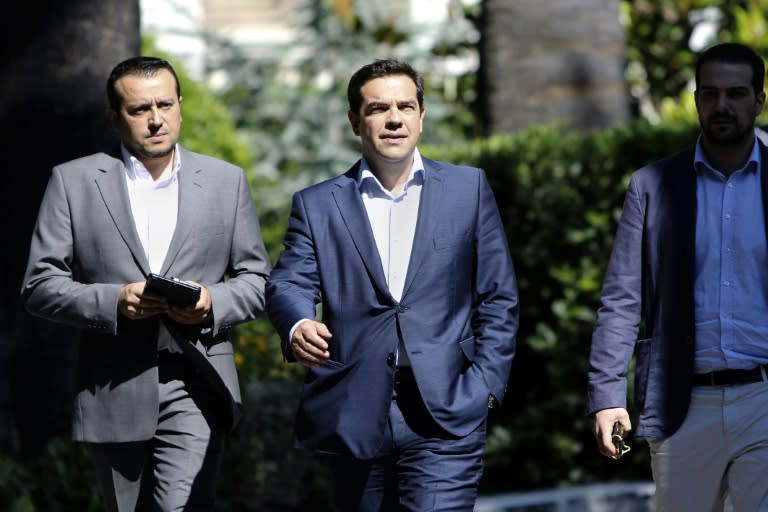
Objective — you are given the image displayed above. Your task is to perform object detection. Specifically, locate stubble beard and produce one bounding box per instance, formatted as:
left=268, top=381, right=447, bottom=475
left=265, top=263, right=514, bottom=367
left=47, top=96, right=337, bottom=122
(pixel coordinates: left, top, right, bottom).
left=702, top=115, right=754, bottom=147
left=139, top=144, right=175, bottom=160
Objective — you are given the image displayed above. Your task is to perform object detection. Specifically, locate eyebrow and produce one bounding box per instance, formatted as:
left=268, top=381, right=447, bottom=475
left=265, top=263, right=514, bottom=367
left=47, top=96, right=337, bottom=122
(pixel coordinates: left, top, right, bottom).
left=699, top=85, right=751, bottom=92
left=127, top=97, right=176, bottom=107
left=365, top=100, right=418, bottom=110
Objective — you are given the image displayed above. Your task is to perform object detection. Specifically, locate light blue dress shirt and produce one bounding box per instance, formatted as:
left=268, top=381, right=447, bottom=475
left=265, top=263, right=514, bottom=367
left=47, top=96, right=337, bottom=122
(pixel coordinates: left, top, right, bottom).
left=693, top=137, right=768, bottom=373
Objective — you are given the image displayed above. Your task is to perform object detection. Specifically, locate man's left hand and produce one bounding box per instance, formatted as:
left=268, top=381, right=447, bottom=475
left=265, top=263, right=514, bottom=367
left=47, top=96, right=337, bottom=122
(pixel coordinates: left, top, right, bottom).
left=166, top=281, right=212, bottom=325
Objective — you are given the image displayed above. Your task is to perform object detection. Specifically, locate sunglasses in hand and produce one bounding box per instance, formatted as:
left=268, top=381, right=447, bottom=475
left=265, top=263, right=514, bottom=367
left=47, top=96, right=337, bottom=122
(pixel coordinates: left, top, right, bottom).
left=610, top=422, right=631, bottom=459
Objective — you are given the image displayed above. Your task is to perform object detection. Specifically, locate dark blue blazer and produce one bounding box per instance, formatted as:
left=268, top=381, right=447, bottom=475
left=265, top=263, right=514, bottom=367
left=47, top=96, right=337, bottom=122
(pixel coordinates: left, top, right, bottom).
left=267, top=157, right=519, bottom=458
left=587, top=142, right=768, bottom=438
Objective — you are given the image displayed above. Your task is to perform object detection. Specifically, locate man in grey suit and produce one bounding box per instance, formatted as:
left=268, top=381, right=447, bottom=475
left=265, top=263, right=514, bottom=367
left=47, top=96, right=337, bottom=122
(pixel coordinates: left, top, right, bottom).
left=588, top=43, right=768, bottom=510
left=21, top=56, right=270, bottom=511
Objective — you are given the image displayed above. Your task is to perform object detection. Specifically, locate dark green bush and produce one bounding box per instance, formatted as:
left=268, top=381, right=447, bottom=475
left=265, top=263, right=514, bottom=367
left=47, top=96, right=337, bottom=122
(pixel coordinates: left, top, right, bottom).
left=0, top=440, right=99, bottom=512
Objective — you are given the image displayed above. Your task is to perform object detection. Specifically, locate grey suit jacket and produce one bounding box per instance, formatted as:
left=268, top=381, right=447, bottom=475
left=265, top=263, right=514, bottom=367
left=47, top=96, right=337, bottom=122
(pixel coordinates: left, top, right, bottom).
left=587, top=142, right=768, bottom=438
left=22, top=146, right=271, bottom=442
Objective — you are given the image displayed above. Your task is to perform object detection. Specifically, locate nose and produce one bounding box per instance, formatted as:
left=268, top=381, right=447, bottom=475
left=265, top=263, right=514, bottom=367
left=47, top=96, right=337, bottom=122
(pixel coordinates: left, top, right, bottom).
left=716, top=92, right=730, bottom=110
left=385, top=107, right=402, bottom=126
left=149, top=106, right=163, bottom=127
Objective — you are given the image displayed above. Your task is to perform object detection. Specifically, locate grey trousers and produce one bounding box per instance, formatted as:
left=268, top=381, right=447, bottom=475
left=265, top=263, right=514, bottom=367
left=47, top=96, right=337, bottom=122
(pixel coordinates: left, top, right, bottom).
left=648, top=378, right=768, bottom=512
left=90, top=357, right=225, bottom=511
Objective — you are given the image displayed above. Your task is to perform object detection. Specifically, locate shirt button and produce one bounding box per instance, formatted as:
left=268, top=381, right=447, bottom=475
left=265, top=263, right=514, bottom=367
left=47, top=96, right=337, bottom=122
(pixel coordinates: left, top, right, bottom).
left=387, top=353, right=396, bottom=366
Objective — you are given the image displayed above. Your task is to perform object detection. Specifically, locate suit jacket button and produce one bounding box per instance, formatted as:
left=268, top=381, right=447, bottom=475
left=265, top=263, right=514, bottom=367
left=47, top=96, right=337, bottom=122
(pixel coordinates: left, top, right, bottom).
left=386, top=353, right=396, bottom=366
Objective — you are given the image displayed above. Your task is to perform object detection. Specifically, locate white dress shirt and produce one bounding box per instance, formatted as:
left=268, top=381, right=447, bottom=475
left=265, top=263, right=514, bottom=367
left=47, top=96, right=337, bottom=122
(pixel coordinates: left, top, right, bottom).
left=289, top=148, right=425, bottom=364
left=358, top=149, right=424, bottom=302
left=122, top=145, right=180, bottom=274
left=122, top=145, right=181, bottom=352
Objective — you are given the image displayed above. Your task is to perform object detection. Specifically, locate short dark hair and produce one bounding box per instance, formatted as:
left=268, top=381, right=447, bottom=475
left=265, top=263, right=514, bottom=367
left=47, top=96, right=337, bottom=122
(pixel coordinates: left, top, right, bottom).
left=347, top=59, right=424, bottom=114
left=106, top=56, right=181, bottom=111
left=695, top=42, right=765, bottom=93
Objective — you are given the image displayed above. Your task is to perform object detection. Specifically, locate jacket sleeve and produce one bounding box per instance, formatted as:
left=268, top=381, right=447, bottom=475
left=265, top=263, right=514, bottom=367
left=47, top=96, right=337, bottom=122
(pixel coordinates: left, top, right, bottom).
left=586, top=176, right=644, bottom=414
left=206, top=169, right=271, bottom=336
left=265, top=191, right=322, bottom=359
left=21, top=167, right=123, bottom=334
left=470, top=170, right=520, bottom=404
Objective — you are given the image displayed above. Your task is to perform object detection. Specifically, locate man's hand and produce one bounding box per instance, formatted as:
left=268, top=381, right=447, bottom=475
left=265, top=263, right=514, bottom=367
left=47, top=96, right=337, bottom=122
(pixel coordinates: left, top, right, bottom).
left=291, top=320, right=332, bottom=367
left=118, top=281, right=168, bottom=320
left=166, top=281, right=212, bottom=325
left=594, top=407, right=632, bottom=459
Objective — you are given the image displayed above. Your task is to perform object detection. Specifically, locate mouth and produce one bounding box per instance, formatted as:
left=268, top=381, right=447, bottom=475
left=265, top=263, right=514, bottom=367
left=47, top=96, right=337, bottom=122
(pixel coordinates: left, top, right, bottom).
left=381, top=133, right=407, bottom=143
left=709, top=115, right=735, bottom=125
left=147, top=132, right=167, bottom=142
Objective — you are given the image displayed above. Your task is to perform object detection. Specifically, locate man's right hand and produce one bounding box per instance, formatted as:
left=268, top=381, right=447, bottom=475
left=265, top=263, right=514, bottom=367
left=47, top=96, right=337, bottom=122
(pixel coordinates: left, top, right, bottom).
left=593, top=407, right=632, bottom=459
left=118, top=281, right=168, bottom=320
left=290, top=320, right=333, bottom=367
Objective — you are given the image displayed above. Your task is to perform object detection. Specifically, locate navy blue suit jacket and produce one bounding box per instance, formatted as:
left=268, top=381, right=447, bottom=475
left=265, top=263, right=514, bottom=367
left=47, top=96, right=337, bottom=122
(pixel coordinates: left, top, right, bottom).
left=267, top=157, right=519, bottom=458
left=587, top=141, right=768, bottom=438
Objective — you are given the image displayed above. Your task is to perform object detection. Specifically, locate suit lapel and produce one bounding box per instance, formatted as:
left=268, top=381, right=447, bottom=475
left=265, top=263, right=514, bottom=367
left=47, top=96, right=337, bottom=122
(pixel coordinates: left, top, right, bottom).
left=94, top=157, right=151, bottom=274
left=660, top=149, right=696, bottom=325
left=401, top=159, right=444, bottom=299
left=684, top=161, right=697, bottom=289
left=160, top=148, right=200, bottom=274
left=332, top=165, right=391, bottom=297
left=760, top=142, right=768, bottom=246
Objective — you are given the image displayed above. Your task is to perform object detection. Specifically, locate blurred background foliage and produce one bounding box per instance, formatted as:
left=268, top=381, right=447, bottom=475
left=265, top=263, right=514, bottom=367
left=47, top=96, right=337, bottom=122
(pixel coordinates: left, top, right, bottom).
left=624, top=0, right=768, bottom=122
left=4, top=0, right=768, bottom=510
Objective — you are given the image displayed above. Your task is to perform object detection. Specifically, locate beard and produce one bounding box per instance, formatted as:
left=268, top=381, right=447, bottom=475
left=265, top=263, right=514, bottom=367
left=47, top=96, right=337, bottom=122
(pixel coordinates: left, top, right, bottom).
left=700, top=113, right=755, bottom=146
left=139, top=144, right=175, bottom=160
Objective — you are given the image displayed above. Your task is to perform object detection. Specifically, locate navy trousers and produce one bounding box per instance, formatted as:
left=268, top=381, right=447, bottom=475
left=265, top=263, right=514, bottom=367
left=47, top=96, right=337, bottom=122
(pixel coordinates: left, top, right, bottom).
left=328, top=368, right=487, bottom=512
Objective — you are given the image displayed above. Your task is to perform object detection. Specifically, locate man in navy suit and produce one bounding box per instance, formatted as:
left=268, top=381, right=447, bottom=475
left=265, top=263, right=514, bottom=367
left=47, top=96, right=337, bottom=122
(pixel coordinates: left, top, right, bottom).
left=267, top=59, right=518, bottom=511
left=588, top=43, right=768, bottom=510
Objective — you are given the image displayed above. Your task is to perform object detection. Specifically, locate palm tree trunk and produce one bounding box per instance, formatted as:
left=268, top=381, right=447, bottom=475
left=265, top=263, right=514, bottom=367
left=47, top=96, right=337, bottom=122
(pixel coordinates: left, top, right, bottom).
left=0, top=0, right=140, bottom=456
left=478, top=0, right=629, bottom=134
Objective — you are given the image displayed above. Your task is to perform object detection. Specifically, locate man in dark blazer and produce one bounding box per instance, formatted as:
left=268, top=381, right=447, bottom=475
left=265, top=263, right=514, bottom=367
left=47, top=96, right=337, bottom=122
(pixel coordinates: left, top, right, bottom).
left=267, top=59, right=518, bottom=511
left=22, top=56, right=270, bottom=511
left=588, top=43, right=768, bottom=510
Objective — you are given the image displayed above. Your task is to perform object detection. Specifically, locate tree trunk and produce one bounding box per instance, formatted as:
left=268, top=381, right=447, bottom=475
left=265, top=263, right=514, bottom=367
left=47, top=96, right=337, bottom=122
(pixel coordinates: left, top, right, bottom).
left=0, top=0, right=140, bottom=457
left=478, top=0, right=629, bottom=134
